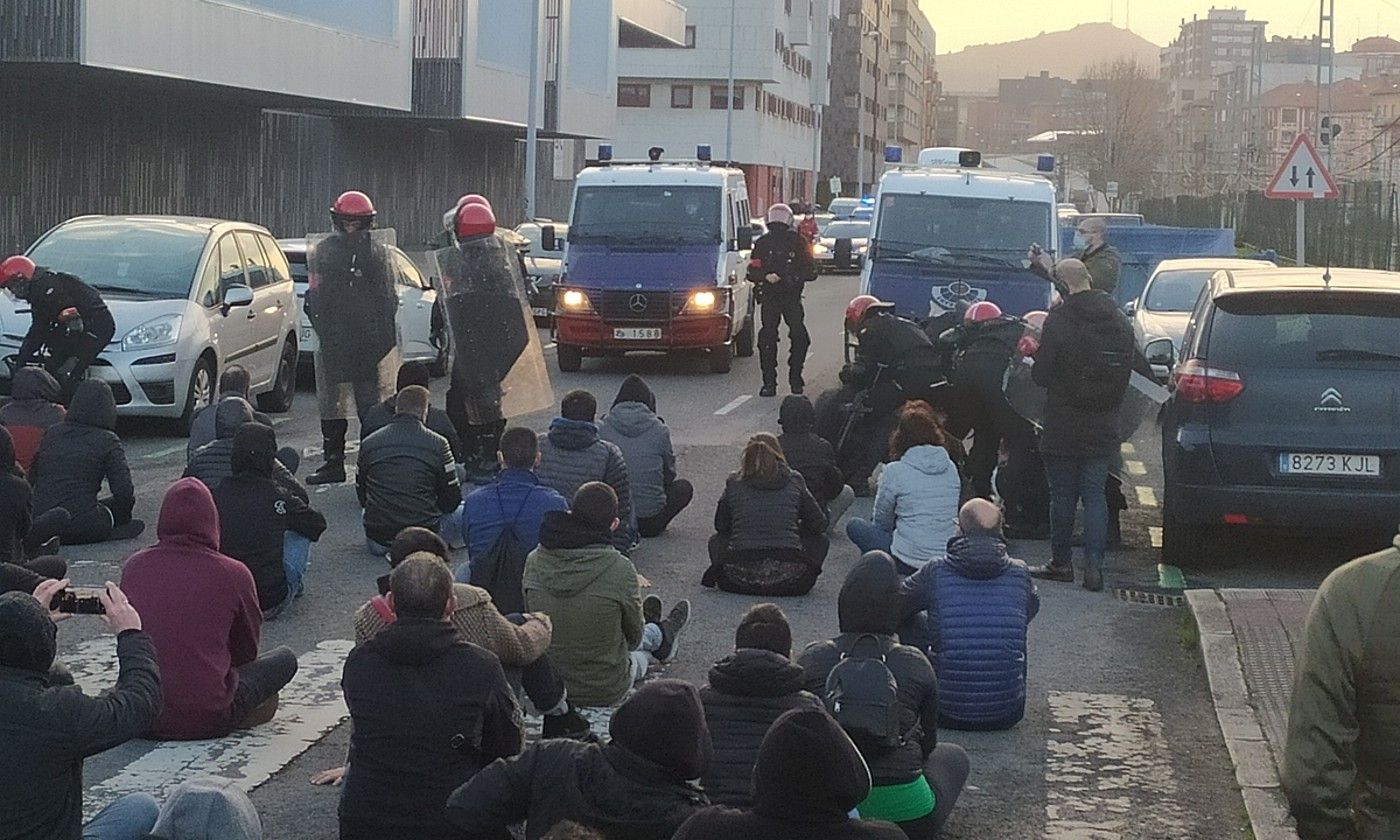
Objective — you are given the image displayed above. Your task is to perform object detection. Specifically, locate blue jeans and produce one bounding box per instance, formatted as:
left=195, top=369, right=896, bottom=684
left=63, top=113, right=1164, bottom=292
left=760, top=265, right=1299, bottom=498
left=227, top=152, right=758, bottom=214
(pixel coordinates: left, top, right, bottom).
left=1044, top=454, right=1112, bottom=572
left=284, top=532, right=311, bottom=597
left=846, top=517, right=894, bottom=555
left=83, top=793, right=159, bottom=840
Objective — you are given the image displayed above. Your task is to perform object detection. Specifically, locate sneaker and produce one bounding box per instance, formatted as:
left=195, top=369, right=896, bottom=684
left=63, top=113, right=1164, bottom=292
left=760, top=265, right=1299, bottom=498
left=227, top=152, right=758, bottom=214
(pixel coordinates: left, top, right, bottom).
left=1028, top=563, right=1075, bottom=583
left=541, top=706, right=594, bottom=741
left=110, top=519, right=146, bottom=541
left=1082, top=566, right=1105, bottom=592
left=642, top=594, right=662, bottom=624
left=653, top=599, right=691, bottom=663
left=306, top=458, right=346, bottom=486
left=759, top=384, right=778, bottom=397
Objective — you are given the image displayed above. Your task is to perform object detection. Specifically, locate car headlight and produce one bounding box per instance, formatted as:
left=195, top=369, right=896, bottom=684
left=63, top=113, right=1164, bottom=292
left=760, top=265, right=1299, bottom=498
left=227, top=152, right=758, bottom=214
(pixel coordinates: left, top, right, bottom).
left=814, top=242, right=831, bottom=255
left=122, top=314, right=183, bottom=351
left=558, top=289, right=594, bottom=313
left=682, top=289, right=722, bottom=314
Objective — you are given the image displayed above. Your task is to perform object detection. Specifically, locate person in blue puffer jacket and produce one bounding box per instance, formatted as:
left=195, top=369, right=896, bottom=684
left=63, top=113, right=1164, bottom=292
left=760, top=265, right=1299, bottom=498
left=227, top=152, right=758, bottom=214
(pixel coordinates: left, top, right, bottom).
left=897, top=498, right=1039, bottom=731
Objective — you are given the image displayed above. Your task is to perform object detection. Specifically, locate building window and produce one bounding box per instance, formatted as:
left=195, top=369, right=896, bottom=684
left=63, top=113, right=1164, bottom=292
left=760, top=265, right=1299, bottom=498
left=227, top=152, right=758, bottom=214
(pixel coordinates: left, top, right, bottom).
left=710, top=85, right=744, bottom=110
left=618, top=83, right=651, bottom=107
left=684, top=25, right=696, bottom=48
left=1282, top=107, right=1297, bottom=125
left=671, top=84, right=693, bottom=109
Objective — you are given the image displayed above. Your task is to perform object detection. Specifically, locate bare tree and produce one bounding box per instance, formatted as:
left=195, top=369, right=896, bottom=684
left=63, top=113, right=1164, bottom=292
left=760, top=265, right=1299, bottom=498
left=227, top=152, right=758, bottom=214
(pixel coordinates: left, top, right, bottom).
left=1071, top=59, right=1168, bottom=201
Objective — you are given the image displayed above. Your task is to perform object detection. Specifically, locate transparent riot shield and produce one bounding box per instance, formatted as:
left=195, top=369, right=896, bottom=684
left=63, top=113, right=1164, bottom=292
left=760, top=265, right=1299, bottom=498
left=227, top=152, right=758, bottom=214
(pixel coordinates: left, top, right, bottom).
left=432, top=236, right=553, bottom=425
left=306, top=229, right=401, bottom=420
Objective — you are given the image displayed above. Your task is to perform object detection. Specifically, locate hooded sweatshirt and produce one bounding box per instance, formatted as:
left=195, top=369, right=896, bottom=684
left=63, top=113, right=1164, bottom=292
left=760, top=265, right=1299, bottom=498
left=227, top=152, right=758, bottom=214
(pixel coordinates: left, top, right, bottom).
left=122, top=478, right=264, bottom=740
left=447, top=679, right=712, bottom=840
left=185, top=398, right=306, bottom=502
left=537, top=417, right=635, bottom=551
left=715, top=465, right=827, bottom=554
left=1032, top=288, right=1134, bottom=458
left=0, top=592, right=161, bottom=840
left=872, top=444, right=960, bottom=568
left=148, top=778, right=262, bottom=840
left=31, top=380, right=134, bottom=524
left=0, top=426, right=34, bottom=565
left=599, top=376, right=676, bottom=520
left=777, top=395, right=844, bottom=503
left=673, top=708, right=907, bottom=840
left=185, top=394, right=271, bottom=460
left=522, top=510, right=643, bottom=706
left=0, top=367, right=64, bottom=473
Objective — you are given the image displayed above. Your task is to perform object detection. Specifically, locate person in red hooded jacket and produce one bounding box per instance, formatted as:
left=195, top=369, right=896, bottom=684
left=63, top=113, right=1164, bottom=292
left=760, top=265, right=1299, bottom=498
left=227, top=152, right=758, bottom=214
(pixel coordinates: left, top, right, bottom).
left=121, top=477, right=298, bottom=740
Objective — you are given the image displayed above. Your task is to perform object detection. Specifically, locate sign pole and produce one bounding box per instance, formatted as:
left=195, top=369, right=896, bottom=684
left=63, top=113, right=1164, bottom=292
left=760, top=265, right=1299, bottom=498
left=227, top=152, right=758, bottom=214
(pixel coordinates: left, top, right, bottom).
left=1295, top=200, right=1306, bottom=266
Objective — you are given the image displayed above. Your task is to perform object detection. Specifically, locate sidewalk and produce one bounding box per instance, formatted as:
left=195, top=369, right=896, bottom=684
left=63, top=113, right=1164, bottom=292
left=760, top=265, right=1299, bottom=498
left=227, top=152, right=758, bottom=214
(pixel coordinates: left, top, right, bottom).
left=1187, top=588, right=1315, bottom=840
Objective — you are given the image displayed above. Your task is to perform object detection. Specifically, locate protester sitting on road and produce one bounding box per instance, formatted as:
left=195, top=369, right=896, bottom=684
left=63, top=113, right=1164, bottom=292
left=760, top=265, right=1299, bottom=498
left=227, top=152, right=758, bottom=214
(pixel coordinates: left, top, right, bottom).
left=212, top=423, right=327, bottom=620
left=340, top=554, right=523, bottom=840
left=0, top=367, right=65, bottom=473
left=800, top=552, right=970, bottom=839
left=185, top=397, right=305, bottom=502
left=537, top=389, right=636, bottom=553
left=359, top=360, right=465, bottom=468
left=673, top=707, right=908, bottom=840
left=846, top=402, right=960, bottom=573
left=145, top=778, right=262, bottom=840
left=897, top=499, right=1039, bottom=731
left=599, top=375, right=693, bottom=538
left=1282, top=534, right=1400, bottom=840
left=698, top=603, right=824, bottom=808
left=0, top=580, right=162, bottom=840
left=540, top=822, right=604, bottom=840
left=0, top=424, right=68, bottom=577
left=777, top=394, right=854, bottom=527
left=186, top=366, right=270, bottom=458
left=523, top=482, right=689, bottom=707
left=31, top=380, right=144, bottom=544
left=446, top=679, right=712, bottom=840
left=122, top=477, right=297, bottom=740
left=705, top=433, right=829, bottom=596
left=357, top=384, right=462, bottom=555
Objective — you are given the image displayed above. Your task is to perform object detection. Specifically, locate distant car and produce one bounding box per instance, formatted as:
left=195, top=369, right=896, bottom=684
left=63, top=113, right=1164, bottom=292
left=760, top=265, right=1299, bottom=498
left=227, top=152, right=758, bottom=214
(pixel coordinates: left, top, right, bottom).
left=0, top=216, right=301, bottom=428
left=278, top=238, right=449, bottom=377
left=827, top=197, right=860, bottom=219
left=813, top=212, right=835, bottom=234
left=814, top=219, right=870, bottom=273
left=1158, top=266, right=1400, bottom=565
left=1127, top=258, right=1273, bottom=377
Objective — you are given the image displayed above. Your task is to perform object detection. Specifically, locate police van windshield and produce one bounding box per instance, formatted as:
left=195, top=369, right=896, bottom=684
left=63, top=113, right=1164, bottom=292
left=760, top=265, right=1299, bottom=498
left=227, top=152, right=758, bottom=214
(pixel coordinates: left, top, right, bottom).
left=570, top=186, right=722, bottom=246
left=873, top=194, right=1050, bottom=268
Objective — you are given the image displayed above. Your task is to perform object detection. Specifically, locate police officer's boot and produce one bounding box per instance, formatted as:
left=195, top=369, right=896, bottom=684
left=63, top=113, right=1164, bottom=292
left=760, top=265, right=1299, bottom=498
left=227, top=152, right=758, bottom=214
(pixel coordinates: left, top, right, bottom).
left=307, top=431, right=346, bottom=485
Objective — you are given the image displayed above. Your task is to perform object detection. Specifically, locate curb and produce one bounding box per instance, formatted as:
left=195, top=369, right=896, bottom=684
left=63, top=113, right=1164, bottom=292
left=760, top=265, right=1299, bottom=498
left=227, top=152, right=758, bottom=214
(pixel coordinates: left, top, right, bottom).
left=1185, top=589, right=1300, bottom=840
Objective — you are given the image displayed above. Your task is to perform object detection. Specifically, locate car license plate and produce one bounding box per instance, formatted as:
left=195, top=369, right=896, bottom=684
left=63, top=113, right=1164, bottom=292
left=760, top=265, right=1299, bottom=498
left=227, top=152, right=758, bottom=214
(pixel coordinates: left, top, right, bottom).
left=1279, top=452, right=1381, bottom=477
left=532, top=307, right=551, bottom=318
left=300, top=327, right=313, bottom=342
left=614, top=327, right=661, bottom=340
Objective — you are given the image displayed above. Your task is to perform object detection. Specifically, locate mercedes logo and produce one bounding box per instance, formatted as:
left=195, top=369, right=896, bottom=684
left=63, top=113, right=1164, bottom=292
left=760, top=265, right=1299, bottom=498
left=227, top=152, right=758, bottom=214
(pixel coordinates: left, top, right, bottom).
left=628, top=294, right=648, bottom=312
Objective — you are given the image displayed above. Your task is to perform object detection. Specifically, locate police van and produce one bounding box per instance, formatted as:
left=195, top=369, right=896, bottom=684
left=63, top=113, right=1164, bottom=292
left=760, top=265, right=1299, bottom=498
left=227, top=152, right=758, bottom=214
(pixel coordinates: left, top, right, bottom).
left=553, top=146, right=756, bottom=373
left=860, top=147, right=1058, bottom=320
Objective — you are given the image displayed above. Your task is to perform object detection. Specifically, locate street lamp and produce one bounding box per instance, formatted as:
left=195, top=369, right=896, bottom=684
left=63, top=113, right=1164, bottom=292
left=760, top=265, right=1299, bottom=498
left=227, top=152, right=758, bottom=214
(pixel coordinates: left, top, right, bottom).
left=724, top=0, right=736, bottom=164
left=524, top=0, right=542, bottom=219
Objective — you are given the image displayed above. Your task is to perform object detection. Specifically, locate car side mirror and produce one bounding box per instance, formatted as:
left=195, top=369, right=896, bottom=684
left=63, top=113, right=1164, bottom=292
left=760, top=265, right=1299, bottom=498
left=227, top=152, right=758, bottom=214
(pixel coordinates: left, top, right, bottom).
left=1144, top=337, right=1175, bottom=369
left=1123, top=299, right=1138, bottom=316
left=736, top=226, right=754, bottom=251
left=541, top=225, right=558, bottom=253
left=222, top=284, right=253, bottom=314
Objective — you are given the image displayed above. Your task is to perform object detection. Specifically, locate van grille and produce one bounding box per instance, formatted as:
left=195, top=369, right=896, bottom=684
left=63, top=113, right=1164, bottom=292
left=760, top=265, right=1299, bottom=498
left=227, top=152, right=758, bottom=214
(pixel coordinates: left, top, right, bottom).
left=597, top=290, right=683, bottom=322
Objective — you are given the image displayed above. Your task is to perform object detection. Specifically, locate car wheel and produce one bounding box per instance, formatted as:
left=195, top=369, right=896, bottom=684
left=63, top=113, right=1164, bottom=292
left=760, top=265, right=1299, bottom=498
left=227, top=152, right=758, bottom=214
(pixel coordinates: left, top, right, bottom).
left=735, top=310, right=755, bottom=358
left=1161, top=499, right=1207, bottom=567
left=258, top=337, right=298, bottom=413
left=557, top=344, right=583, bottom=373
left=179, top=356, right=215, bottom=435
left=709, top=344, right=733, bottom=374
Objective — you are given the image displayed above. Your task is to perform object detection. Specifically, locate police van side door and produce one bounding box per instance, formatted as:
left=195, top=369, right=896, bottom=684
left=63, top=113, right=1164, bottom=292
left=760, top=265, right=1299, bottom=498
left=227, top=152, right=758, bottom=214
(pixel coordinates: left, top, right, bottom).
left=723, top=188, right=752, bottom=337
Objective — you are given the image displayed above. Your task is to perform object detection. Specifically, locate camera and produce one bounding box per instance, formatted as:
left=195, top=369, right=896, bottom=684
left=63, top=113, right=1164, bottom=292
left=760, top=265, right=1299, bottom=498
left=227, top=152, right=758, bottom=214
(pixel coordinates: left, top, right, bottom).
left=54, top=589, right=105, bottom=615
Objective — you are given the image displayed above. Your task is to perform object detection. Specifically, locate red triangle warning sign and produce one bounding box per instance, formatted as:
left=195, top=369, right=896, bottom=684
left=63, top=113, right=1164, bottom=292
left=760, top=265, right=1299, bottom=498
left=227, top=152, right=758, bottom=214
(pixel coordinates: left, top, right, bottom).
left=1265, top=134, right=1339, bottom=200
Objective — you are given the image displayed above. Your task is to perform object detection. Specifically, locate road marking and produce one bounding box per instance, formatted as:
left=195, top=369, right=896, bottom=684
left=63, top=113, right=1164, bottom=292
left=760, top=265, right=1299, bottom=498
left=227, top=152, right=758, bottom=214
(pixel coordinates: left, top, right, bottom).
left=82, top=640, right=353, bottom=819
left=1135, top=486, right=1158, bottom=507
left=544, top=342, right=556, bottom=351
left=1125, top=460, right=1147, bottom=476
left=1148, top=526, right=1163, bottom=549
left=135, top=443, right=188, bottom=461
left=1044, top=691, right=1188, bottom=838
left=1121, top=442, right=1136, bottom=454
left=714, top=394, right=752, bottom=415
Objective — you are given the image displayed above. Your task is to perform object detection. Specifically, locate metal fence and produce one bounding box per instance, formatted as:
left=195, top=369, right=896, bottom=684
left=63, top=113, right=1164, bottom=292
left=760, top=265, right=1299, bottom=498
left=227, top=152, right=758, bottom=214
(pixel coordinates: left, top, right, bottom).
left=1141, top=181, right=1399, bottom=270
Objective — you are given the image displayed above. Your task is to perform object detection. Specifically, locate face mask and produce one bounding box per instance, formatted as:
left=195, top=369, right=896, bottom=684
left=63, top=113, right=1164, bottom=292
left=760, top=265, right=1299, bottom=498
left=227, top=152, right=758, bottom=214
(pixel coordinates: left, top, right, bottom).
left=1072, top=232, right=1087, bottom=251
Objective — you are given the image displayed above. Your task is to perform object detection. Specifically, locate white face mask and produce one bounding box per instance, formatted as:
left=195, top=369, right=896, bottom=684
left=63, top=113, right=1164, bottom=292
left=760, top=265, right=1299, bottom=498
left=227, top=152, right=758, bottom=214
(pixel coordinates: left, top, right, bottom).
left=1072, top=232, right=1088, bottom=251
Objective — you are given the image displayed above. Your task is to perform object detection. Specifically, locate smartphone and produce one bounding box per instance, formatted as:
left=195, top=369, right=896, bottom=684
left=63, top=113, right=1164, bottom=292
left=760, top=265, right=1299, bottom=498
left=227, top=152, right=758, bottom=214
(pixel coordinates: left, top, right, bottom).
left=54, top=589, right=105, bottom=615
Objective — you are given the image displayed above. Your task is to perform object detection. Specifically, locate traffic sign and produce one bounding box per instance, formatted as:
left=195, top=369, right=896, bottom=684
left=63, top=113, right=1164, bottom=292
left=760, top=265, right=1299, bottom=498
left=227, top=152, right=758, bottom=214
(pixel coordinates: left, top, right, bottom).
left=1105, top=180, right=1119, bottom=200
left=1264, top=134, right=1339, bottom=200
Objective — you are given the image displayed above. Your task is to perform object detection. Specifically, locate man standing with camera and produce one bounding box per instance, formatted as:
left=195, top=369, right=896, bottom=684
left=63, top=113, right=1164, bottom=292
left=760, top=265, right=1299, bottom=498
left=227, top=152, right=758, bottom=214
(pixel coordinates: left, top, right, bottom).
left=748, top=203, right=816, bottom=398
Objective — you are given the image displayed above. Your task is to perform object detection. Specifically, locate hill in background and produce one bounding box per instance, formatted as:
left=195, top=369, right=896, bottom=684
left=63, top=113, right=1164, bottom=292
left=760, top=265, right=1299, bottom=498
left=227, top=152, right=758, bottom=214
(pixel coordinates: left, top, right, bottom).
left=937, top=23, right=1161, bottom=95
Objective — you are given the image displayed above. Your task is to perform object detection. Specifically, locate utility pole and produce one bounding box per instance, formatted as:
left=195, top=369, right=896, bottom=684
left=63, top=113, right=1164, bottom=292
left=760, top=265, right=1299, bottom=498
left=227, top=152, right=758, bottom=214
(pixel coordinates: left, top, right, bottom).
left=524, top=0, right=541, bottom=219
left=724, top=0, right=736, bottom=164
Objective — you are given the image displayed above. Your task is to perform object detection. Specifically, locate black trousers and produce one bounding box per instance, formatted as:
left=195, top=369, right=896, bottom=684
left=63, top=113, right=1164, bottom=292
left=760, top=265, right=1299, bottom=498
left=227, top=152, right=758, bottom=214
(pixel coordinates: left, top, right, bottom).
left=892, top=744, right=971, bottom=839
left=758, top=293, right=810, bottom=387
left=46, top=317, right=116, bottom=405
left=516, top=653, right=568, bottom=715
left=636, top=479, right=694, bottom=538
left=321, top=379, right=385, bottom=459
left=229, top=646, right=299, bottom=730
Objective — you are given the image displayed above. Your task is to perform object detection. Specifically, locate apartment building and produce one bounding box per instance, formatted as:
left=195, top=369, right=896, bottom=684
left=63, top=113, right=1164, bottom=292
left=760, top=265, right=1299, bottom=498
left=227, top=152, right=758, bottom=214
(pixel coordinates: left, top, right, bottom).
left=886, top=0, right=935, bottom=159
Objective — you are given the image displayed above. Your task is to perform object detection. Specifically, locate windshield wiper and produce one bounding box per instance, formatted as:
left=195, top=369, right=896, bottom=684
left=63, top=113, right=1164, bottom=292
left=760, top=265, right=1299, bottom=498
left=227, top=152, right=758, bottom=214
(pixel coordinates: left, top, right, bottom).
left=1316, top=348, right=1400, bottom=362
left=90, top=284, right=166, bottom=298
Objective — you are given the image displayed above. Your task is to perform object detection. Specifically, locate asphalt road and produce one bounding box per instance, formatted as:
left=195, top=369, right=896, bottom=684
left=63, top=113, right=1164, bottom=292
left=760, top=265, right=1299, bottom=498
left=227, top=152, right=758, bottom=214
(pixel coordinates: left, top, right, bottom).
left=58, top=273, right=1380, bottom=838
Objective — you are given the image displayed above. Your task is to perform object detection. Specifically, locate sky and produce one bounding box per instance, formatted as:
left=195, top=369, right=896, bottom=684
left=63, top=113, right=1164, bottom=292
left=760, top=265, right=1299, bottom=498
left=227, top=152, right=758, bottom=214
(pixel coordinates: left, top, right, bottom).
left=925, top=0, right=1400, bottom=54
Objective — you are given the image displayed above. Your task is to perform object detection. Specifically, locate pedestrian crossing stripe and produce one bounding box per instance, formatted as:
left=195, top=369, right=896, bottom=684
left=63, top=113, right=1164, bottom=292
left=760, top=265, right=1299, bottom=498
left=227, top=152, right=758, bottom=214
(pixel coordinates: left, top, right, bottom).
left=1135, top=486, right=1158, bottom=507
left=1125, top=460, right=1147, bottom=476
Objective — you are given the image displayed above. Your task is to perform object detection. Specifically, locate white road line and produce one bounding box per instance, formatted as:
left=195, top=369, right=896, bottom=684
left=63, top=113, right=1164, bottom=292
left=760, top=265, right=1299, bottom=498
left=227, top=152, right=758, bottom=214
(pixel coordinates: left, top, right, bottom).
left=1136, top=486, right=1158, bottom=508
left=1125, top=460, right=1147, bottom=476
left=135, top=443, right=188, bottom=461
left=1121, top=442, right=1136, bottom=454
left=1148, top=526, right=1163, bottom=549
left=714, top=394, right=752, bottom=415
left=82, top=640, right=353, bottom=819
left=1044, top=691, right=1188, bottom=838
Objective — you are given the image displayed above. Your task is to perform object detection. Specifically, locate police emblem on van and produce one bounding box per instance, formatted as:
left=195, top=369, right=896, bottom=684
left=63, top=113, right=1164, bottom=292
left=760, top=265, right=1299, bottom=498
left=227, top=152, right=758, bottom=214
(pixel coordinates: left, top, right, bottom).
left=931, top=280, right=987, bottom=312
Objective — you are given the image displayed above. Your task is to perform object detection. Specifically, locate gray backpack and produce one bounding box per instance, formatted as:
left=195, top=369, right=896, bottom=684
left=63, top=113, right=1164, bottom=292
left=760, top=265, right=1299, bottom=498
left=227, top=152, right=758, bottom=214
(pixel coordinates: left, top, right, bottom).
left=824, top=634, right=909, bottom=752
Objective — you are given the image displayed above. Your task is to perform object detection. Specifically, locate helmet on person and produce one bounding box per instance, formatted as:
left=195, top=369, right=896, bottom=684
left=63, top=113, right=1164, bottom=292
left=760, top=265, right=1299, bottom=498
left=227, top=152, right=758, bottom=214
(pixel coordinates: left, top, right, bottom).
left=331, top=190, right=376, bottom=221
left=461, top=194, right=490, bottom=209
left=454, top=201, right=497, bottom=240
left=766, top=203, right=795, bottom=228
left=963, top=301, right=1003, bottom=324
left=1023, top=309, right=1048, bottom=331
left=0, top=255, right=36, bottom=287
left=844, top=294, right=895, bottom=332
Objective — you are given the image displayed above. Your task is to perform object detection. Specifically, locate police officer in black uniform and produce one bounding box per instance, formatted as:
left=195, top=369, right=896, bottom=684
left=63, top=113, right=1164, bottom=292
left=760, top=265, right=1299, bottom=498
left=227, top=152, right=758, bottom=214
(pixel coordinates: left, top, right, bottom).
left=950, top=300, right=1032, bottom=501
left=0, top=255, right=115, bottom=404
left=747, top=203, right=816, bottom=397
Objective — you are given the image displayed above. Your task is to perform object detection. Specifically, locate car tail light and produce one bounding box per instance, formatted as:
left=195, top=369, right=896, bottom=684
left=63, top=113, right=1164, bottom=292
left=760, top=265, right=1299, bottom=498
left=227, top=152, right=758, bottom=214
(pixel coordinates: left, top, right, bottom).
left=1221, top=513, right=1251, bottom=525
left=1173, top=359, right=1243, bottom=404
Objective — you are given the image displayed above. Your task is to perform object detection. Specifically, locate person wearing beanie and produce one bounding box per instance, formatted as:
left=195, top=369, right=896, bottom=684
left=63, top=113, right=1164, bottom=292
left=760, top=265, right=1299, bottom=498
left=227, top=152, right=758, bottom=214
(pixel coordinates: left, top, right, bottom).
left=446, top=678, right=712, bottom=839
left=0, top=581, right=162, bottom=840
left=537, top=390, right=637, bottom=553
left=600, top=375, right=692, bottom=538
left=212, top=423, right=328, bottom=619
left=746, top=202, right=817, bottom=397
left=673, top=708, right=907, bottom=840
left=699, top=603, right=824, bottom=808
left=359, top=361, right=466, bottom=468
left=776, top=394, right=854, bottom=528
left=146, top=778, right=261, bottom=840
left=799, top=553, right=970, bottom=838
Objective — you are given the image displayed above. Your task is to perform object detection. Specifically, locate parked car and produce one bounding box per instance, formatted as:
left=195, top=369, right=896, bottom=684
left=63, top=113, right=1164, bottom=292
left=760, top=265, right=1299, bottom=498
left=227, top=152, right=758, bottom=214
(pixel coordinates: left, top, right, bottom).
left=1127, top=258, right=1273, bottom=377
left=278, top=238, right=449, bottom=377
left=1158, top=266, right=1400, bottom=565
left=0, top=216, right=299, bottom=428
left=826, top=197, right=860, bottom=219
left=814, top=219, right=870, bottom=273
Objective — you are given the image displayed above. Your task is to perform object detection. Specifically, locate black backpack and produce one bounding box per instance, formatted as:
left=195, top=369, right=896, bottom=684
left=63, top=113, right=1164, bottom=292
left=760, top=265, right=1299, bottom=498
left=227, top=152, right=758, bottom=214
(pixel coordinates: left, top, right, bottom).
left=469, top=489, right=536, bottom=615
left=1066, top=322, right=1133, bottom=413
left=824, top=634, right=909, bottom=752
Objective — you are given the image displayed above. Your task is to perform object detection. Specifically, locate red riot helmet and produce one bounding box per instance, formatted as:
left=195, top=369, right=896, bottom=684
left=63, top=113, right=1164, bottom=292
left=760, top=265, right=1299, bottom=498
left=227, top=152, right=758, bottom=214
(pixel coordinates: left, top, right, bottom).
left=963, top=300, right=1003, bottom=324
left=460, top=194, right=490, bottom=210
left=455, top=202, right=497, bottom=240
left=0, top=255, right=36, bottom=287
left=844, top=294, right=895, bottom=333
left=331, top=190, right=376, bottom=221
left=1022, top=309, right=1048, bottom=331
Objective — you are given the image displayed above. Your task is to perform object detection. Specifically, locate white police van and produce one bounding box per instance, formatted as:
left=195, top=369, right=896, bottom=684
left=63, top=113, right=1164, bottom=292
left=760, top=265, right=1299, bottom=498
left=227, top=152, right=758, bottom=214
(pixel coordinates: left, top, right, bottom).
left=859, top=147, right=1058, bottom=320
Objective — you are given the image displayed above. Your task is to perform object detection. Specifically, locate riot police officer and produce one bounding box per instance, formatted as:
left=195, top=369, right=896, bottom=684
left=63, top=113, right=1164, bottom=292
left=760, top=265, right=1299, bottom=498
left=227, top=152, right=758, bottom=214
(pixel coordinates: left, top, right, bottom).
left=950, top=301, right=1031, bottom=501
left=0, top=255, right=115, bottom=404
left=747, top=203, right=816, bottom=397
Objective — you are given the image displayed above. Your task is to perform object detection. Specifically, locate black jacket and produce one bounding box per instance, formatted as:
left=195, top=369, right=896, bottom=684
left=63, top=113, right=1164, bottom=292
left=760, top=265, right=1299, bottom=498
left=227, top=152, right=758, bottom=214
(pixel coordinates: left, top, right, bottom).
left=31, top=381, right=134, bottom=523
left=0, top=592, right=161, bottom=840
left=14, top=271, right=114, bottom=370
left=798, top=554, right=939, bottom=787
left=674, top=709, right=906, bottom=840
left=1032, top=290, right=1134, bottom=458
left=699, top=649, right=824, bottom=808
left=845, top=311, right=947, bottom=408
left=340, top=618, right=522, bottom=840
left=746, top=224, right=815, bottom=297
left=184, top=398, right=306, bottom=502
left=185, top=395, right=271, bottom=459
left=357, top=414, right=461, bottom=546
left=715, top=466, right=827, bottom=554
left=777, top=396, right=844, bottom=504
left=0, top=427, right=32, bottom=566
left=361, top=398, right=464, bottom=464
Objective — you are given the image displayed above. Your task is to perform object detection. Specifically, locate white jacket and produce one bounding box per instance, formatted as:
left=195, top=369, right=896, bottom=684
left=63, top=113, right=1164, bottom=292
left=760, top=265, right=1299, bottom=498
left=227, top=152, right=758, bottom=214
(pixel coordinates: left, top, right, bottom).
left=873, top=444, right=960, bottom=567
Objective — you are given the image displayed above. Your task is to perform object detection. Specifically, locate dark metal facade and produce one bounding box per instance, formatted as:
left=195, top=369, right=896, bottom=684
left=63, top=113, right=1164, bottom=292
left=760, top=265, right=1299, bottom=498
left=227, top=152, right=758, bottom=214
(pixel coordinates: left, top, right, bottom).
left=0, top=0, right=79, bottom=62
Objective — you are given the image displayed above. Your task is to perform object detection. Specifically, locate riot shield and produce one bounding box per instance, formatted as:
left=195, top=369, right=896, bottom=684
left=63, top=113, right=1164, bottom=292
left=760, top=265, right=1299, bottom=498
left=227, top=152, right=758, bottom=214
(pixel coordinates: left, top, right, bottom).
left=432, top=236, right=552, bottom=425
left=306, top=230, right=401, bottom=420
